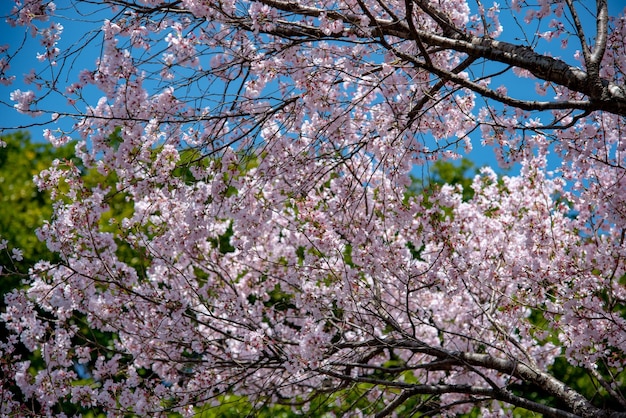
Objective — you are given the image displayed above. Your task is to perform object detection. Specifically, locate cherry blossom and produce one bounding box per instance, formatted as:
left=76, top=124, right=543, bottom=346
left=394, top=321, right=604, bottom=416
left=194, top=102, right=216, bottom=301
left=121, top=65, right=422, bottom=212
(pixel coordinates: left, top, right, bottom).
left=1, top=0, right=625, bottom=416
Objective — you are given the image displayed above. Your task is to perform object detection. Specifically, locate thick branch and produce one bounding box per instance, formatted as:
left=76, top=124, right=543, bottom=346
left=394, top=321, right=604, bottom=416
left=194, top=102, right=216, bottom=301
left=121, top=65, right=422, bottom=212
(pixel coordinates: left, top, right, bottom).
left=400, top=29, right=626, bottom=107
left=334, top=338, right=625, bottom=418
left=322, top=369, right=582, bottom=418
left=111, top=0, right=626, bottom=116
left=590, top=0, right=609, bottom=66
left=450, top=352, right=625, bottom=418
left=251, top=0, right=626, bottom=116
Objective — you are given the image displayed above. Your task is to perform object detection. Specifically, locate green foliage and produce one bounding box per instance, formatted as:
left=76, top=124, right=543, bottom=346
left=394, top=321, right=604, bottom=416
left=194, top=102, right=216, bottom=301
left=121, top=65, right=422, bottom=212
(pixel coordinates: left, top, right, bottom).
left=0, top=131, right=75, bottom=294
left=408, top=159, right=477, bottom=202
left=191, top=383, right=441, bottom=417
left=0, top=132, right=143, bottom=418
left=193, top=395, right=297, bottom=418
left=0, top=132, right=104, bottom=416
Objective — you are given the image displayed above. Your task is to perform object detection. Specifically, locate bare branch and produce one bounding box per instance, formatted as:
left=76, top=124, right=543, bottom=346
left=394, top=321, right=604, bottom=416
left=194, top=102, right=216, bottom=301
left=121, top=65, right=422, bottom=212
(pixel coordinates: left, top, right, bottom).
left=590, top=0, right=609, bottom=66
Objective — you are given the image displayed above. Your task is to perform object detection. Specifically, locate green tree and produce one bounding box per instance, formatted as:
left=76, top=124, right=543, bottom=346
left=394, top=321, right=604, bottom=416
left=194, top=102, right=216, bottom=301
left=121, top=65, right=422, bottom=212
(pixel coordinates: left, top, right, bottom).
left=0, top=131, right=75, bottom=294
left=409, top=158, right=477, bottom=202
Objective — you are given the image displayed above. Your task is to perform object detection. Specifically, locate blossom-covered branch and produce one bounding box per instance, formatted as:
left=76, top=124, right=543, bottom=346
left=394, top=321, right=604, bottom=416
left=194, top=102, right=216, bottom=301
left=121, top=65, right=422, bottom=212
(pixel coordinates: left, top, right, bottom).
left=0, top=0, right=625, bottom=416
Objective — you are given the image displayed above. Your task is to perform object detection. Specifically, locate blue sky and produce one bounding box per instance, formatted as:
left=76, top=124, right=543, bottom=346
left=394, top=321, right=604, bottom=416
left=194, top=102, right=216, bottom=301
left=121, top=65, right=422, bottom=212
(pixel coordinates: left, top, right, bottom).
left=0, top=2, right=109, bottom=134
left=1, top=1, right=624, bottom=176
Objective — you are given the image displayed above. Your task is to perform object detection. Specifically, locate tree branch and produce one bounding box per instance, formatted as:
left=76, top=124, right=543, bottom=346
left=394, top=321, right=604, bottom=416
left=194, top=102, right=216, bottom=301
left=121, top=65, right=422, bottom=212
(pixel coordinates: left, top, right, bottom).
left=322, top=368, right=583, bottom=418
left=250, top=0, right=626, bottom=115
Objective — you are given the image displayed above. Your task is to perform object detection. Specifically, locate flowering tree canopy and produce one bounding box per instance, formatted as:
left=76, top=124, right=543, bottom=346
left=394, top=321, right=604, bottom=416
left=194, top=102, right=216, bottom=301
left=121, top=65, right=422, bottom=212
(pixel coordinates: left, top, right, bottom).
left=1, top=0, right=626, bottom=416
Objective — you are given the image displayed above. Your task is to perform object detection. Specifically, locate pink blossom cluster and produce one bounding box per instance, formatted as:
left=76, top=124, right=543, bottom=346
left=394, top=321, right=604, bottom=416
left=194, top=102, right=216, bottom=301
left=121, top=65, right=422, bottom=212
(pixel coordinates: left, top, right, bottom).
left=9, top=89, right=41, bottom=115
left=1, top=0, right=625, bottom=416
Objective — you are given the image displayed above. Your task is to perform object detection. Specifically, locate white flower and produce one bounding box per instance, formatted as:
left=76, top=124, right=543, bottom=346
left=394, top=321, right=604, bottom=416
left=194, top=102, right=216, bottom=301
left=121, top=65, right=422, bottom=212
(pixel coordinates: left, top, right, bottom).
left=11, top=248, right=23, bottom=261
